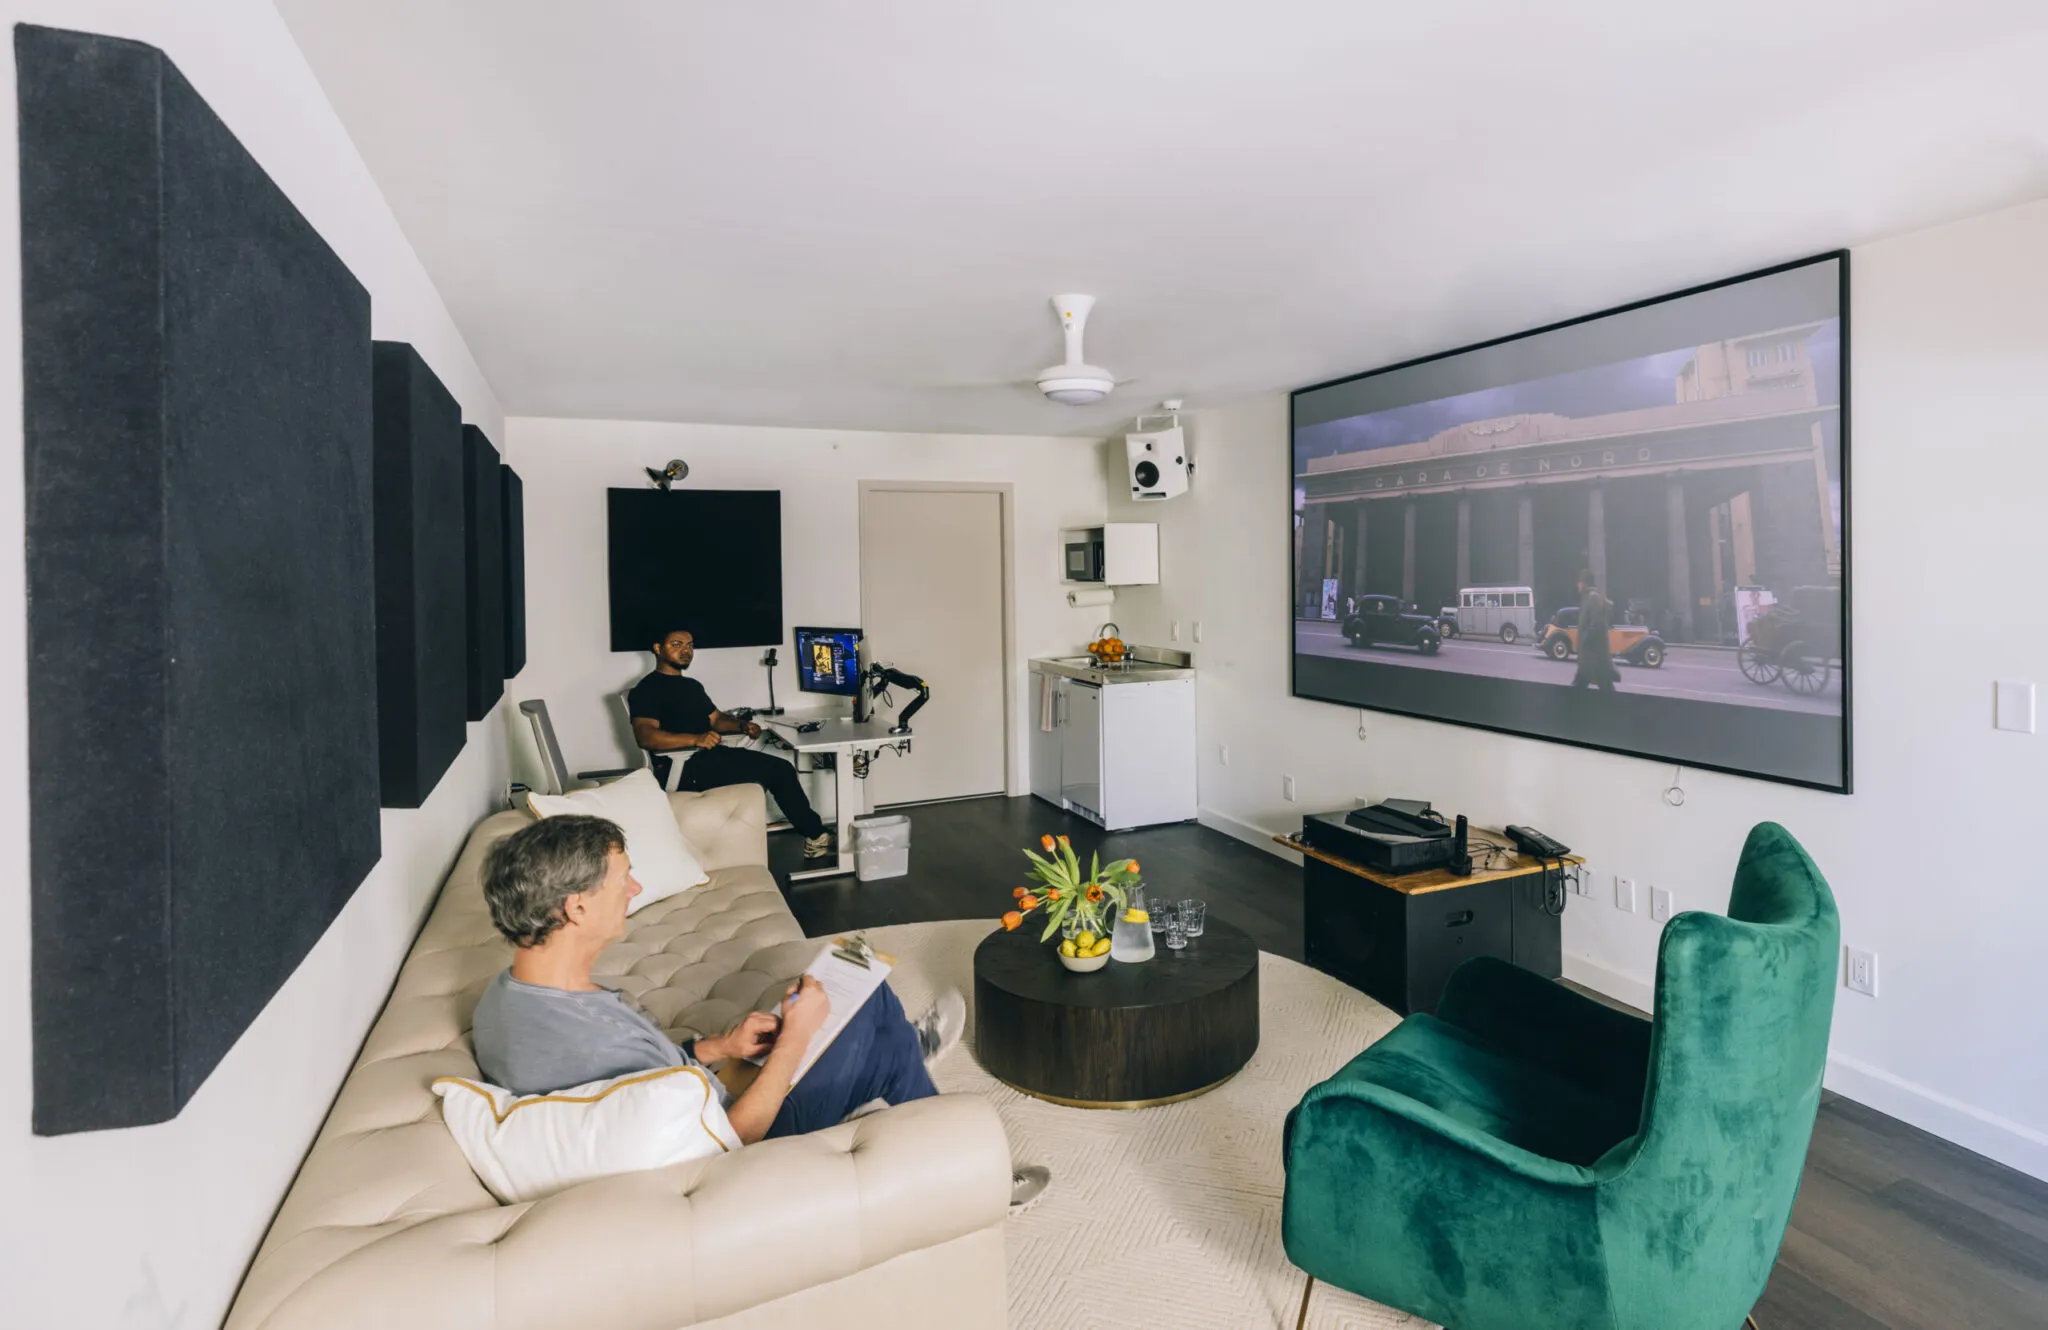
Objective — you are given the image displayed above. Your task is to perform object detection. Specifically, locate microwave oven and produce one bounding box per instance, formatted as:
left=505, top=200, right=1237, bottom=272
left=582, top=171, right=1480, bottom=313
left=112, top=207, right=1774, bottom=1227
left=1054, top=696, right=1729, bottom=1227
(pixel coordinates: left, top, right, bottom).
left=1065, top=535, right=1104, bottom=583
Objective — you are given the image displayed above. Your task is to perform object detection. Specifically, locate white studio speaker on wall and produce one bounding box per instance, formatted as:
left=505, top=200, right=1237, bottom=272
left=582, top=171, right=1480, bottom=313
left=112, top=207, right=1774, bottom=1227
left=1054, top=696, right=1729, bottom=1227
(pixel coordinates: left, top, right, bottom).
left=1125, top=413, right=1189, bottom=501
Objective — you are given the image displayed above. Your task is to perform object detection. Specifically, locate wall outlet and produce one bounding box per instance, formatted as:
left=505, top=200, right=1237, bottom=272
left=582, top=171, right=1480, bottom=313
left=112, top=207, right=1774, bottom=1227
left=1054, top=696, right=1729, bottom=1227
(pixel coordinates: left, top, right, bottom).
left=1282, top=774, right=1297, bottom=802
left=1571, top=864, right=1590, bottom=896
left=1170, top=619, right=1181, bottom=641
left=1649, top=886, right=1673, bottom=923
left=1614, top=877, right=1637, bottom=912
left=1218, top=743, right=1230, bottom=766
left=1845, top=947, right=1879, bottom=997
left=1995, top=680, right=2035, bottom=733
left=1193, top=620, right=1204, bottom=643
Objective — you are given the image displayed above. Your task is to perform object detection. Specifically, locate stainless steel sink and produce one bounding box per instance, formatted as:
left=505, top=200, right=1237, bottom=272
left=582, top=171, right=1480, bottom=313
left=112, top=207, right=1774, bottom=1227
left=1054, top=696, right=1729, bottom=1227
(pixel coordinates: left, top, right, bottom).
left=1032, top=649, right=1194, bottom=683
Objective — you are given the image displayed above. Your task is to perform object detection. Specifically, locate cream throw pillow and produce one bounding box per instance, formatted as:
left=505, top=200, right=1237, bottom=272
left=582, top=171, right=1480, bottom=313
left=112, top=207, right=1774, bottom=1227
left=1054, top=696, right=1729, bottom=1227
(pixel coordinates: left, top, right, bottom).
left=433, top=1066, right=740, bottom=1203
left=526, top=768, right=707, bottom=913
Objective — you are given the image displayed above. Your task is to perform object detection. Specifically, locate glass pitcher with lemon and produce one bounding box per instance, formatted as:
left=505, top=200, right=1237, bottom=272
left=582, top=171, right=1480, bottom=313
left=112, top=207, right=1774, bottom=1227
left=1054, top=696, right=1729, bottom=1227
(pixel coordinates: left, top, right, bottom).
left=1110, top=878, right=1155, bottom=963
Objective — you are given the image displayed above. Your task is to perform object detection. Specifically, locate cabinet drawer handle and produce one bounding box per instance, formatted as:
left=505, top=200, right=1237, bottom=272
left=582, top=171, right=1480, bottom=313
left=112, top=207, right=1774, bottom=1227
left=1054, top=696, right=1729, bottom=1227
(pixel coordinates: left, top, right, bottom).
left=1444, top=910, right=1474, bottom=928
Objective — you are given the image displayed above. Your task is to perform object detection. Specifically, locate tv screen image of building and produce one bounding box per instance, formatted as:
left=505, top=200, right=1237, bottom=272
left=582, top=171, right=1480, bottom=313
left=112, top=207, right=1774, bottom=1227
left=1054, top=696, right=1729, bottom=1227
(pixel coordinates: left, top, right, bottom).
left=796, top=627, right=862, bottom=695
left=1291, top=253, right=1849, bottom=791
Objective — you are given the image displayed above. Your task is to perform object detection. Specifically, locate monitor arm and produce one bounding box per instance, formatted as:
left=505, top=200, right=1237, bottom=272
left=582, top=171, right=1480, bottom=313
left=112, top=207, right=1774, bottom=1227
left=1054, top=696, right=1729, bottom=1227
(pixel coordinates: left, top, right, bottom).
left=863, top=662, right=929, bottom=735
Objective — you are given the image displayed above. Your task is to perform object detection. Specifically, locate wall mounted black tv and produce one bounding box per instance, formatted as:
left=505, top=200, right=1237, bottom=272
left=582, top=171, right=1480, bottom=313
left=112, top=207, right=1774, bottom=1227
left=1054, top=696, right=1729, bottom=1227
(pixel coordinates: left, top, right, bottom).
left=607, top=489, right=783, bottom=651
left=1291, top=252, right=1849, bottom=792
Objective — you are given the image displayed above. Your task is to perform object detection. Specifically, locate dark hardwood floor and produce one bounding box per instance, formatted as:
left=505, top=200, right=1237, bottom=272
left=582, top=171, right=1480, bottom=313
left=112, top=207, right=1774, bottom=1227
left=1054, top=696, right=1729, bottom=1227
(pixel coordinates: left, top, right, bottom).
left=769, top=794, right=2048, bottom=1330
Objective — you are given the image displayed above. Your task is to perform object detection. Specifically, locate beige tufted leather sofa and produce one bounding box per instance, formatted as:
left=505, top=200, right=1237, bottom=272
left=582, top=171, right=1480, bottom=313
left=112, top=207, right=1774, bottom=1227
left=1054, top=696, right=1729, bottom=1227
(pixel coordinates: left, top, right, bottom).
left=226, top=785, right=1011, bottom=1330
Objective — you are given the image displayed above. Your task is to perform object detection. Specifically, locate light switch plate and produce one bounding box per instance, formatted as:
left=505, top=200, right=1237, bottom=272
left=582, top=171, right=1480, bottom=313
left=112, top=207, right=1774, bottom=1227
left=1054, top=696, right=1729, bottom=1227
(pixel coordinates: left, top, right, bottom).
left=1650, top=886, right=1673, bottom=922
left=1615, top=877, right=1637, bottom=912
left=1995, top=681, right=2035, bottom=733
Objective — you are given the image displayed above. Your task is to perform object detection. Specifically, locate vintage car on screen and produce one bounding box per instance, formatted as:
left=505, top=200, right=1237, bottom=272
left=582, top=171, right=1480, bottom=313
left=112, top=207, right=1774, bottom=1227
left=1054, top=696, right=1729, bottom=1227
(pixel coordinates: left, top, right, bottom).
left=1440, top=585, right=1537, bottom=643
left=1536, top=606, right=1666, bottom=667
left=1342, top=594, right=1443, bottom=655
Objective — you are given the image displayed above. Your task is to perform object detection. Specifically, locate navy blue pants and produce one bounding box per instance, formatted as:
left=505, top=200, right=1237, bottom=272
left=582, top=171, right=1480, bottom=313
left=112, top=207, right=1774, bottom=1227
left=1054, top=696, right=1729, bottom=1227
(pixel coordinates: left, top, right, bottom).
left=765, top=982, right=936, bottom=1139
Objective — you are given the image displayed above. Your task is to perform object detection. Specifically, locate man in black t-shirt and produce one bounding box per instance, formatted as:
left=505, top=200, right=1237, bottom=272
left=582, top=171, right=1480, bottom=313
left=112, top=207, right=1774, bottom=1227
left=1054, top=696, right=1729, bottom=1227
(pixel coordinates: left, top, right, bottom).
left=627, top=628, right=832, bottom=858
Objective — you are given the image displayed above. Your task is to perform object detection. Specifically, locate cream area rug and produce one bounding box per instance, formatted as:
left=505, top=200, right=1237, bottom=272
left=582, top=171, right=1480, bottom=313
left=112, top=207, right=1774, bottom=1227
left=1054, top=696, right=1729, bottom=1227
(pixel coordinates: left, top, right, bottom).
left=860, top=919, right=1439, bottom=1330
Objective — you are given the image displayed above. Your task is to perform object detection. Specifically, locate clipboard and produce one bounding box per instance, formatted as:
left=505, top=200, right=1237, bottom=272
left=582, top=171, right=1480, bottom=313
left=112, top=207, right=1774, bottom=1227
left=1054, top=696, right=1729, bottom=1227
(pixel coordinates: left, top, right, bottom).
left=716, top=937, right=896, bottom=1094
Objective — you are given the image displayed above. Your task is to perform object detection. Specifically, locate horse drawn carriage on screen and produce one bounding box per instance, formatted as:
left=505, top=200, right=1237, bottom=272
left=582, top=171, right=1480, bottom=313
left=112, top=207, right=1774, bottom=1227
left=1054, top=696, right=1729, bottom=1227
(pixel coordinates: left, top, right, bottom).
left=1738, top=585, right=1842, bottom=696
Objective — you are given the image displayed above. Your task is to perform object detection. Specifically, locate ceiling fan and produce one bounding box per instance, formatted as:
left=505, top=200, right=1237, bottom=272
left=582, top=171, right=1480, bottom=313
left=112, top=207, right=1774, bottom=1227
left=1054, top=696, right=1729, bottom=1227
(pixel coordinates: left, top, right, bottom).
left=931, top=293, right=1134, bottom=404
left=1035, top=293, right=1120, bottom=405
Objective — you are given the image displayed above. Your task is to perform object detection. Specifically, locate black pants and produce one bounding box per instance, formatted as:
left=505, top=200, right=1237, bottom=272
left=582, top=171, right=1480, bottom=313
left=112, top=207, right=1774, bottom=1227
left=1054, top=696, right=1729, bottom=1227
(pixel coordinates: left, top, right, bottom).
left=669, top=745, right=826, bottom=838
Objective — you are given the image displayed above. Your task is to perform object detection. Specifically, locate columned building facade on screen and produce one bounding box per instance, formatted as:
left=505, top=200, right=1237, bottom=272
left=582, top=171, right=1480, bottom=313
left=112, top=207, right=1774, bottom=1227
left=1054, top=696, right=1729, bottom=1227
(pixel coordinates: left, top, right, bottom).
left=1294, top=326, right=1841, bottom=645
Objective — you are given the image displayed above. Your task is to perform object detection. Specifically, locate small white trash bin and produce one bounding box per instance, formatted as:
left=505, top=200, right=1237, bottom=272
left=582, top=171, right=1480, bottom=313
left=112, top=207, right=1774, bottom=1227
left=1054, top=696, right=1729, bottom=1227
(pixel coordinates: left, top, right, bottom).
left=851, top=813, right=911, bottom=881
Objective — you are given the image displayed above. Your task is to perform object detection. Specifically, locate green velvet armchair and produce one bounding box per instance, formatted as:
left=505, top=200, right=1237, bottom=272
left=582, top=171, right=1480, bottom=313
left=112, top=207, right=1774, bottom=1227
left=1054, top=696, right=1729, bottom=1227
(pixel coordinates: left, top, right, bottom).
left=1283, top=822, right=1839, bottom=1330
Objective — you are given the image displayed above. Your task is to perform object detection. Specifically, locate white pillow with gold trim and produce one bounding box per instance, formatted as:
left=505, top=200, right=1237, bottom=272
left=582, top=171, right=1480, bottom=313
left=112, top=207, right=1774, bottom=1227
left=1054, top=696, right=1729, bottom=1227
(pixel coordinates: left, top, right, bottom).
left=526, top=767, right=708, bottom=914
left=433, top=1065, right=741, bottom=1203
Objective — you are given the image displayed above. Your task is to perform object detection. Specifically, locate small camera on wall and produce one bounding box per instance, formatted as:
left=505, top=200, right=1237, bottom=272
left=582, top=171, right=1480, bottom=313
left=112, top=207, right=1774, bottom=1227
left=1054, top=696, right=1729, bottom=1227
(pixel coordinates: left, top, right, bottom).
left=1126, top=413, right=1189, bottom=502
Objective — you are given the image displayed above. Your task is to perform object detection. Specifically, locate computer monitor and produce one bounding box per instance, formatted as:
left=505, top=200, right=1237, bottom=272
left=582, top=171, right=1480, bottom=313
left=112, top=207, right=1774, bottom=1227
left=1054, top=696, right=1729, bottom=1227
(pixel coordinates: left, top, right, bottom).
left=794, top=627, right=863, bottom=696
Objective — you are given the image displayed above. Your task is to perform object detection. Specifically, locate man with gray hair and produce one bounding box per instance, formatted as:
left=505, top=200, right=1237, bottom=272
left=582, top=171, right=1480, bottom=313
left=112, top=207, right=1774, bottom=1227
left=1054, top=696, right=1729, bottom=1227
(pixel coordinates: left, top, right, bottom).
left=469, top=814, right=960, bottom=1144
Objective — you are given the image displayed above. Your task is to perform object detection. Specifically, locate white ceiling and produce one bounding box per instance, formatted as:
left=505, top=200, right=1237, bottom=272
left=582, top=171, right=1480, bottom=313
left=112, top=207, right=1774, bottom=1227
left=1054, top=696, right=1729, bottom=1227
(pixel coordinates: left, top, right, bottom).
left=277, top=0, right=2048, bottom=437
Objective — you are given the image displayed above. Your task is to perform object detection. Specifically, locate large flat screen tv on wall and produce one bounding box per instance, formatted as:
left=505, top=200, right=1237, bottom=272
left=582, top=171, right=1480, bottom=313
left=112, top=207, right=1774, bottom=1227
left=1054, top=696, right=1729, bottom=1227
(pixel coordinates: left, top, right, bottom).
left=608, top=489, right=783, bottom=651
left=1291, top=252, right=1849, bottom=791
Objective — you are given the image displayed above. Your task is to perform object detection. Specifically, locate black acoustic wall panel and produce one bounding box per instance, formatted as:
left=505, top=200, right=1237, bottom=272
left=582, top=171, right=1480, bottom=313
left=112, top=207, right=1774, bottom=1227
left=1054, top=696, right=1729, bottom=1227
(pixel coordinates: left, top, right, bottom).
left=372, top=342, right=469, bottom=808
left=501, top=465, right=527, bottom=679
left=463, top=425, right=506, bottom=720
left=19, top=26, right=382, bottom=1134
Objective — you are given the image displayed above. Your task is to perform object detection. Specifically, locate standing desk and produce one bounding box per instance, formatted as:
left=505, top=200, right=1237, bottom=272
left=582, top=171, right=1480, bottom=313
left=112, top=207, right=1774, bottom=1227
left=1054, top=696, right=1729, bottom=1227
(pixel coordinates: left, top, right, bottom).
left=772, top=717, right=913, bottom=882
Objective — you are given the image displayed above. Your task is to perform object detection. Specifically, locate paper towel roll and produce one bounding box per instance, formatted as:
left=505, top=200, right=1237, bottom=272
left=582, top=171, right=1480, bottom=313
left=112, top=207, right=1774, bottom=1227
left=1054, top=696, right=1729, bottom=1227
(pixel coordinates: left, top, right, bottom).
left=1067, top=587, right=1117, bottom=609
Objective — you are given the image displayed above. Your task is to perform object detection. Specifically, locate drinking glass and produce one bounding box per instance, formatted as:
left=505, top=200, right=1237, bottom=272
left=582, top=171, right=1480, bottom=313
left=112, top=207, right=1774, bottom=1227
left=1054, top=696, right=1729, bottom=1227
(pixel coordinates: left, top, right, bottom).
left=1178, top=899, right=1206, bottom=938
left=1148, top=899, right=1174, bottom=934
left=1165, top=912, right=1188, bottom=950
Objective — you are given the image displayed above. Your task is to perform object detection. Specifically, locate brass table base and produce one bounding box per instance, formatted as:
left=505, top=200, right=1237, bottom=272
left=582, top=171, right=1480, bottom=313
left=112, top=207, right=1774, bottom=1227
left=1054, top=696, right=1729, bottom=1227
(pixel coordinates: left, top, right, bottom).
left=994, top=1069, right=1239, bottom=1111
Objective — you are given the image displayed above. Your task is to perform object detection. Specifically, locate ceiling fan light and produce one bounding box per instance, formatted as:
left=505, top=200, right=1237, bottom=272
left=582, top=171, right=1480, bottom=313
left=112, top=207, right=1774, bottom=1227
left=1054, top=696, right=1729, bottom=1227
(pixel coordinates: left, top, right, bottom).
left=1037, top=366, right=1115, bottom=405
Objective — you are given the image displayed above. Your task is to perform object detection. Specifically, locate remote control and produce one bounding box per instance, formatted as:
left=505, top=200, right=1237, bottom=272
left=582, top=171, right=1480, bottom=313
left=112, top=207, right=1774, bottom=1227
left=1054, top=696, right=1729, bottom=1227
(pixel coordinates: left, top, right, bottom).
left=1505, top=825, right=1570, bottom=859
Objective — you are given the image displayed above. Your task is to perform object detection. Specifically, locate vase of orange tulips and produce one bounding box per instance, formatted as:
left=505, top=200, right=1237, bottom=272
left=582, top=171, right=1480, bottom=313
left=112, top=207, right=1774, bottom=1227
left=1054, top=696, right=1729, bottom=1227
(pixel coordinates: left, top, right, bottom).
left=1002, top=834, right=1141, bottom=972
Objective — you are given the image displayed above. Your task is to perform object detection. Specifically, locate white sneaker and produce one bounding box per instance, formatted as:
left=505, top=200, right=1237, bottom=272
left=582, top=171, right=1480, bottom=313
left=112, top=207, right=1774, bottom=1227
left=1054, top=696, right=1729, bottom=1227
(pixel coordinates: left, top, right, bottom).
left=913, top=988, right=966, bottom=1069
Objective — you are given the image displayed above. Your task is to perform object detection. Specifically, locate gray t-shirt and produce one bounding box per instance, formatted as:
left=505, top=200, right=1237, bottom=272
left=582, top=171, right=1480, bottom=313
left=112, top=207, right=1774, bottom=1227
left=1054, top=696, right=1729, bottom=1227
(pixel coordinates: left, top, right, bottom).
left=471, top=969, right=726, bottom=1103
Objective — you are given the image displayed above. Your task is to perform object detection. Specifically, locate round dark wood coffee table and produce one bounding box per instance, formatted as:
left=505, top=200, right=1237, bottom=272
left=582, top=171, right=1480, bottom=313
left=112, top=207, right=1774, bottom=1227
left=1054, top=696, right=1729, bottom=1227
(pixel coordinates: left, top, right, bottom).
left=972, top=915, right=1260, bottom=1108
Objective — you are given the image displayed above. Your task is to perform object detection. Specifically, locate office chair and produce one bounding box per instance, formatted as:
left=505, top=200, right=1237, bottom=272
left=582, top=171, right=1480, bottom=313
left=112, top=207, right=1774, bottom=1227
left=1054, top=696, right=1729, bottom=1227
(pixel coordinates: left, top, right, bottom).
left=517, top=699, right=638, bottom=797
left=614, top=693, right=690, bottom=792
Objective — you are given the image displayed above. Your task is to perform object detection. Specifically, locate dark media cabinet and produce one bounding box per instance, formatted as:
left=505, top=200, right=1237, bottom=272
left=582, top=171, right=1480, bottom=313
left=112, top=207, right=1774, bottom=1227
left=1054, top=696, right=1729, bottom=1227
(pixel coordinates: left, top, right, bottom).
left=1278, top=829, right=1577, bottom=1015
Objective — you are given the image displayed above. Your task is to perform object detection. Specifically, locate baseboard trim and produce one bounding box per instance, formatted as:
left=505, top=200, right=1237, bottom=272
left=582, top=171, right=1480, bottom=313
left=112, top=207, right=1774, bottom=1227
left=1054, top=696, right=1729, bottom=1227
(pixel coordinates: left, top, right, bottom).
left=1823, top=1052, right=2048, bottom=1184
left=1561, top=956, right=2048, bottom=1183
left=1197, top=807, right=1300, bottom=863
left=1561, top=954, right=1655, bottom=1013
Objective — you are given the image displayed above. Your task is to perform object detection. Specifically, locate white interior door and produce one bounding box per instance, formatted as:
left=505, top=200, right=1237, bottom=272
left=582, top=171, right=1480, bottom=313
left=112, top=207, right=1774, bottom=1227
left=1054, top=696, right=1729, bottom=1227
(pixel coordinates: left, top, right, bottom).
left=860, top=486, right=1008, bottom=806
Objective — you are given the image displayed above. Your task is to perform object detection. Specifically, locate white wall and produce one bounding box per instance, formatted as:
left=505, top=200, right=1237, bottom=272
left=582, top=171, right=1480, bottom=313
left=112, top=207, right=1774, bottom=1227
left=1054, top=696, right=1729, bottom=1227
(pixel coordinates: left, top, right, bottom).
left=1114, top=197, right=2048, bottom=1182
left=504, top=417, right=1113, bottom=803
left=0, top=3, right=509, bottom=1326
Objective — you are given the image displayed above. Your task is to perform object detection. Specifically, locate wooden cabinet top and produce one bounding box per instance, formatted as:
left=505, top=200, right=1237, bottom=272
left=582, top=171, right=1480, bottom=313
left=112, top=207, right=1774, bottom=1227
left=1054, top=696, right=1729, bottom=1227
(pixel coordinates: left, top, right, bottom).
left=1274, top=832, right=1584, bottom=897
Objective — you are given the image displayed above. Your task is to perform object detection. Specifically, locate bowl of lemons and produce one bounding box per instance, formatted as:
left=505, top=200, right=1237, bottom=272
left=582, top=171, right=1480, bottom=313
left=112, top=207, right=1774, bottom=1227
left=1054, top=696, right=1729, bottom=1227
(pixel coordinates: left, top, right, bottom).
left=1057, top=928, right=1112, bottom=972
